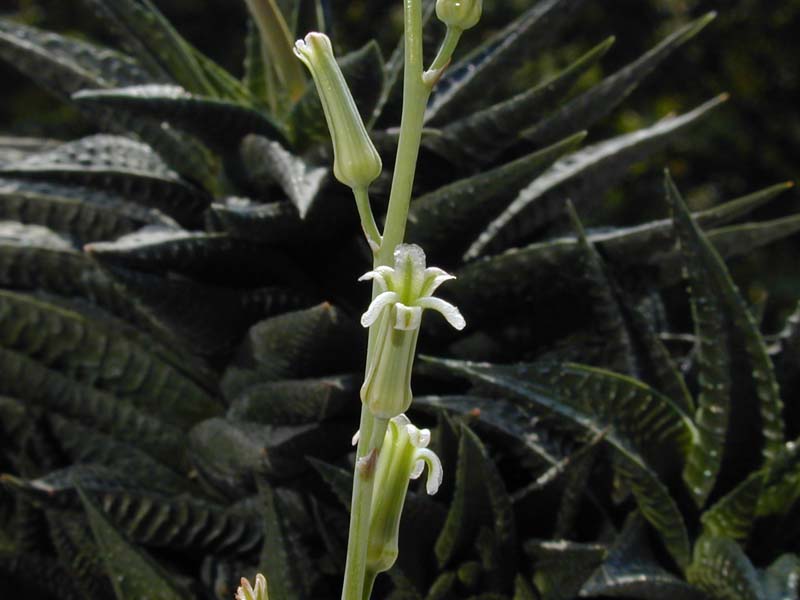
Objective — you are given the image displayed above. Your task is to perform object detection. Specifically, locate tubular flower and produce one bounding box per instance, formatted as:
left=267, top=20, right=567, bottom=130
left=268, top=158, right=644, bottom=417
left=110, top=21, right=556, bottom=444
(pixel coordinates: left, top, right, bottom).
left=363, top=414, right=443, bottom=575
left=435, top=0, right=483, bottom=31
left=359, top=244, right=465, bottom=418
left=293, top=32, right=382, bottom=190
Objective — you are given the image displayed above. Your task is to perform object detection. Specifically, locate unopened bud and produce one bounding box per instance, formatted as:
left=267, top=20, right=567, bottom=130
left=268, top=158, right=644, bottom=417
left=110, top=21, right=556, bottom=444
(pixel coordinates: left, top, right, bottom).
left=294, top=32, right=382, bottom=189
left=436, top=0, right=482, bottom=31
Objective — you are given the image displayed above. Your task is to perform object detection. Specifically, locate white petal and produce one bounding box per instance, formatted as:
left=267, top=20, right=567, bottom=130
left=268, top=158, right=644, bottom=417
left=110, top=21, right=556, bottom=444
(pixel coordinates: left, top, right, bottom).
left=393, top=243, right=427, bottom=297
left=421, top=267, right=456, bottom=297
left=406, top=424, right=431, bottom=449
left=415, top=296, right=466, bottom=330
left=360, top=291, right=399, bottom=328
left=351, top=430, right=360, bottom=446
left=394, top=303, right=422, bottom=330
left=409, top=459, right=425, bottom=480
left=358, top=266, right=394, bottom=293
left=391, top=414, right=411, bottom=428
left=414, top=448, right=443, bottom=495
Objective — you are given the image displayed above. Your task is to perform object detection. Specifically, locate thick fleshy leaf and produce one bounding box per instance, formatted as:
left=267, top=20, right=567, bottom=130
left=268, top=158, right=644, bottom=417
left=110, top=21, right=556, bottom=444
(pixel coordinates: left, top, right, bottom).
left=407, top=132, right=585, bottom=260
left=240, top=134, right=328, bottom=219
left=0, top=177, right=178, bottom=242
left=0, top=550, right=84, bottom=599
left=701, top=470, right=764, bottom=541
left=207, top=198, right=306, bottom=244
left=669, top=173, right=784, bottom=506
left=425, top=38, right=613, bottom=165
left=223, top=303, right=361, bottom=394
left=243, top=17, right=270, bottom=103
left=435, top=424, right=494, bottom=568
left=523, top=13, right=715, bottom=148
left=73, top=85, right=287, bottom=151
left=0, top=19, right=152, bottom=98
left=258, top=482, right=303, bottom=600
left=757, top=437, right=800, bottom=517
left=0, top=290, right=220, bottom=427
left=78, top=486, right=192, bottom=600
left=0, top=135, right=211, bottom=226
left=426, top=0, right=586, bottom=125
left=464, top=94, right=726, bottom=260
left=687, top=536, right=766, bottom=600
left=190, top=418, right=350, bottom=494
left=426, top=358, right=692, bottom=568
left=227, top=375, right=359, bottom=425
left=288, top=40, right=384, bottom=148
left=0, top=347, right=187, bottom=469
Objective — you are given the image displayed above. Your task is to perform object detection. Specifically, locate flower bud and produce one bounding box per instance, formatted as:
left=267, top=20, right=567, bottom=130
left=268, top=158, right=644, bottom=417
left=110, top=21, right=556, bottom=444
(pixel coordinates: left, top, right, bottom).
left=294, top=32, right=382, bottom=189
left=435, top=0, right=482, bottom=31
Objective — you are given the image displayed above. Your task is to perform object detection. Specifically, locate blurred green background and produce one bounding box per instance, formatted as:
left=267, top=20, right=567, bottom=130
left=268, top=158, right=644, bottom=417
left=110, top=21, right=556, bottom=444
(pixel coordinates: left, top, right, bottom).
left=0, top=0, right=798, bottom=325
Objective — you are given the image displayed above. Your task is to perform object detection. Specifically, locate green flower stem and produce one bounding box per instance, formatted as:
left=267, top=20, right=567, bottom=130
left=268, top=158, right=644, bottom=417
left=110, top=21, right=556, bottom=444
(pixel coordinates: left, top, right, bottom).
left=425, top=26, right=463, bottom=82
left=341, top=409, right=388, bottom=600
left=377, top=0, right=428, bottom=269
left=353, top=187, right=382, bottom=252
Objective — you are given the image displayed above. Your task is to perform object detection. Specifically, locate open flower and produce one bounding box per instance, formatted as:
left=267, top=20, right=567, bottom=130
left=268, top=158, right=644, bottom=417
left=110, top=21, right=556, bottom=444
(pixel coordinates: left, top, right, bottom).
left=359, top=244, right=465, bottom=418
left=364, top=414, right=443, bottom=575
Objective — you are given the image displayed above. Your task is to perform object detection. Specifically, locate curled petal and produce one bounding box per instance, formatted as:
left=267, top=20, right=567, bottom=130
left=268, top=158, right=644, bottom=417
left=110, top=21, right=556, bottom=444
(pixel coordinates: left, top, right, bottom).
left=413, top=448, right=444, bottom=495
left=351, top=430, right=360, bottom=446
left=391, top=414, right=411, bottom=428
left=416, top=296, right=466, bottom=330
left=409, top=459, right=425, bottom=480
left=406, top=424, right=431, bottom=448
left=358, top=266, right=395, bottom=293
left=395, top=303, right=422, bottom=331
left=421, top=267, right=456, bottom=297
left=361, top=291, right=399, bottom=328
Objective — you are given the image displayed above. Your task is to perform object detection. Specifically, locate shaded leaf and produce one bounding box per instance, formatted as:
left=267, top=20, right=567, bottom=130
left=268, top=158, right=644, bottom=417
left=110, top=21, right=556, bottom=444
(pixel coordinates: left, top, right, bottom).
left=207, top=198, right=306, bottom=245
left=0, top=290, right=220, bottom=427
left=668, top=173, right=784, bottom=506
left=73, top=85, right=287, bottom=151
left=527, top=539, right=607, bottom=600
left=426, top=358, right=692, bottom=568
left=701, top=470, right=763, bottom=541
left=686, top=536, right=765, bottom=600
left=240, top=134, right=328, bottom=219
left=78, top=486, right=191, bottom=600
left=258, top=481, right=302, bottom=600
left=760, top=554, right=800, bottom=600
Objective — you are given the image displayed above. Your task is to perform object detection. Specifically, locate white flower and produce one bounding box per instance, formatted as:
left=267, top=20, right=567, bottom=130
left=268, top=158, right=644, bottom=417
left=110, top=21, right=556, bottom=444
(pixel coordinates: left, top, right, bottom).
left=358, top=244, right=465, bottom=418
left=359, top=243, right=465, bottom=332
left=365, top=414, right=444, bottom=574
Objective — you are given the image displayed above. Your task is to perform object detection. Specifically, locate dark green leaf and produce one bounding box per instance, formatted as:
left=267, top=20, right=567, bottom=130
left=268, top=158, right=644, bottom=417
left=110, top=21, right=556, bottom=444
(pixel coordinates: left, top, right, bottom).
left=669, top=173, right=784, bottom=506
left=464, top=95, right=726, bottom=260
left=73, top=85, right=287, bottom=151
left=78, top=486, right=192, bottom=600
left=760, top=554, right=800, bottom=600
left=523, top=13, right=715, bottom=147
left=426, top=358, right=692, bottom=568
left=258, top=482, right=302, bottom=600
left=227, top=375, right=359, bottom=425
left=308, top=458, right=352, bottom=510
left=701, top=470, right=763, bottom=541
left=686, top=536, right=765, bottom=600
left=0, top=347, right=187, bottom=469
left=425, top=38, right=612, bottom=164
left=0, top=290, right=220, bottom=427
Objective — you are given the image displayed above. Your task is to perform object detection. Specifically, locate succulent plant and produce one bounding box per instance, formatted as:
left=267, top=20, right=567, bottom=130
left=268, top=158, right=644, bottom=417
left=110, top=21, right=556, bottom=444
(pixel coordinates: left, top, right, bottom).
left=0, top=1, right=798, bottom=599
